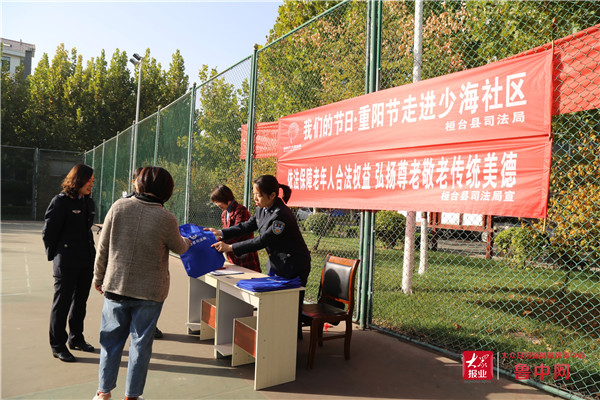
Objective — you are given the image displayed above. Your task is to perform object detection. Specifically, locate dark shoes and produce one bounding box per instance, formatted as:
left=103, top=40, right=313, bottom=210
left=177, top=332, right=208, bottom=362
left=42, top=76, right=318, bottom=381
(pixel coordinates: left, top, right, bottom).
left=52, top=349, right=76, bottom=362
left=69, top=341, right=95, bottom=352
left=154, top=327, right=163, bottom=339
left=53, top=339, right=94, bottom=362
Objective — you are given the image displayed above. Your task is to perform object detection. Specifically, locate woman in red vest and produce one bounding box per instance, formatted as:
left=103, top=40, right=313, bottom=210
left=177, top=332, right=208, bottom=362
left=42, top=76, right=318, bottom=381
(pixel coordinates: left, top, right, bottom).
left=209, top=185, right=261, bottom=272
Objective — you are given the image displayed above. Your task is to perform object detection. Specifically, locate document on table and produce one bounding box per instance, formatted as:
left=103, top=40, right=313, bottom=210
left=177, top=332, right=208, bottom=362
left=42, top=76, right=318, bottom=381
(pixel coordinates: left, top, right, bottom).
left=209, top=269, right=244, bottom=276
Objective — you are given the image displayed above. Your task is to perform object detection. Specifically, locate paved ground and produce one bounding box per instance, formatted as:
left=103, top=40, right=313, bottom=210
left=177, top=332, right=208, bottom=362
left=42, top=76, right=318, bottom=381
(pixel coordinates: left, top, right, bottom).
left=0, top=221, right=559, bottom=400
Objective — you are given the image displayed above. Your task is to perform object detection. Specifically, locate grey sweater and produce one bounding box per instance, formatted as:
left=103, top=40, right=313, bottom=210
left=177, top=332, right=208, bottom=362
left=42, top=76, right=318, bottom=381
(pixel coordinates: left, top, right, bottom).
left=93, top=196, right=190, bottom=302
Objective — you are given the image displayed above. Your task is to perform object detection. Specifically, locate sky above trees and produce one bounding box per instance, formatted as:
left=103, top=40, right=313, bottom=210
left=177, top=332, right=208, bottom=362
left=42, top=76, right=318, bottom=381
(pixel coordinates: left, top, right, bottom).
left=2, top=1, right=283, bottom=82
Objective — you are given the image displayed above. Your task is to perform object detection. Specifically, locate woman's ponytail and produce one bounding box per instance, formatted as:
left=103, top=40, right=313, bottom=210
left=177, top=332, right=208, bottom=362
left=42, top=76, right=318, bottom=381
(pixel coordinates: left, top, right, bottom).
left=279, top=184, right=292, bottom=204
left=254, top=174, right=293, bottom=203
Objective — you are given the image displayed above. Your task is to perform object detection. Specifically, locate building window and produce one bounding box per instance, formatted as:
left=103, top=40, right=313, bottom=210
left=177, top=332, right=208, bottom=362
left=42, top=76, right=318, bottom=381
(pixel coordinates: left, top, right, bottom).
left=1, top=56, right=10, bottom=72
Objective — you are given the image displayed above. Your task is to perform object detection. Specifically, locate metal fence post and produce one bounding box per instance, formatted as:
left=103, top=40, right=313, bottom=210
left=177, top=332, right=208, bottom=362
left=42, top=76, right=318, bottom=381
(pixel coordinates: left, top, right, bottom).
left=128, top=121, right=136, bottom=193
left=359, top=0, right=382, bottom=329
left=184, top=85, right=197, bottom=224
left=112, top=133, right=119, bottom=204
left=98, top=140, right=105, bottom=222
left=413, top=0, right=429, bottom=276
left=31, top=148, right=40, bottom=220
left=154, top=106, right=161, bottom=165
left=243, top=44, right=259, bottom=209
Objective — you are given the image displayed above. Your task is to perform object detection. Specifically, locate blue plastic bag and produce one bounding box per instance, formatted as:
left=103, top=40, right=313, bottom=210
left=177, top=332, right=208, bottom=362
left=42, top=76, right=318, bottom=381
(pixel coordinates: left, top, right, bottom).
left=179, top=223, right=224, bottom=278
left=236, top=276, right=302, bottom=292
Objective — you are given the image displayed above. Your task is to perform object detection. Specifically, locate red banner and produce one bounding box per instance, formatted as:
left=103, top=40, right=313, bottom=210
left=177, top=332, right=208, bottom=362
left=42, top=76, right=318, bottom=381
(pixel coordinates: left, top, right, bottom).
left=277, top=50, right=553, bottom=218
left=240, top=121, right=278, bottom=159
left=507, top=23, right=600, bottom=115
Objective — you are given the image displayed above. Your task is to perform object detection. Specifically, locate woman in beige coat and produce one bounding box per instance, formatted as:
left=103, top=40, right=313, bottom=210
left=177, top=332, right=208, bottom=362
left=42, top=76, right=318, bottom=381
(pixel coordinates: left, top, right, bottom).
left=92, top=166, right=190, bottom=400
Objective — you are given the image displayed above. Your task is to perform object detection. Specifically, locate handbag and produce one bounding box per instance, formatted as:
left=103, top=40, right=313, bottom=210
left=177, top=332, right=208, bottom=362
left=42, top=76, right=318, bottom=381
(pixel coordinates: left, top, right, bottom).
left=179, top=223, right=225, bottom=278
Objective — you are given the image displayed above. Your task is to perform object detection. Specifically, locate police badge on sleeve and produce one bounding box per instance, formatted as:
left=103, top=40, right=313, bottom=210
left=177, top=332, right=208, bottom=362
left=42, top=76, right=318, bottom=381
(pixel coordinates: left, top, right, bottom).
left=272, top=220, right=285, bottom=235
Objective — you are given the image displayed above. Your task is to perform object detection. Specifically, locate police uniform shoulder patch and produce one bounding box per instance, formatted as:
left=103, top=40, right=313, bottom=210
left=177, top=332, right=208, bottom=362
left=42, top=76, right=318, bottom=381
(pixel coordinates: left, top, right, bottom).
left=272, top=220, right=285, bottom=235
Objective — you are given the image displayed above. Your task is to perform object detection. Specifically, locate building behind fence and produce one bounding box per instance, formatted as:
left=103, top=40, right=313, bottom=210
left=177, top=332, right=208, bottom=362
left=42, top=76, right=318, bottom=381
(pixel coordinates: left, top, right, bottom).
left=3, top=2, right=599, bottom=399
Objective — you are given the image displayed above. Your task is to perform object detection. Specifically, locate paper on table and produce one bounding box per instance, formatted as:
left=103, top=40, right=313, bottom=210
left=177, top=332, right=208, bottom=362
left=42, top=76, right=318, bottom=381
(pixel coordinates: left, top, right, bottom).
left=209, top=269, right=244, bottom=276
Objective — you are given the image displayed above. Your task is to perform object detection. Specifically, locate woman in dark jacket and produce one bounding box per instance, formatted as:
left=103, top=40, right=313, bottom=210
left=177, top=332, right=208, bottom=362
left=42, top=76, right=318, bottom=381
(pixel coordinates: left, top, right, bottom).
left=209, top=184, right=260, bottom=272
left=208, top=175, right=311, bottom=337
left=42, top=164, right=96, bottom=362
left=209, top=175, right=310, bottom=284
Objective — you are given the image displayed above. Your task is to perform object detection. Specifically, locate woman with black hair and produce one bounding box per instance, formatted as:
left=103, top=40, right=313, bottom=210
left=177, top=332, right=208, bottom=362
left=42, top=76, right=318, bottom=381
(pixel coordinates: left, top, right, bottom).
left=43, top=163, right=96, bottom=363
left=208, top=175, right=311, bottom=337
left=92, top=166, right=190, bottom=400
left=209, top=184, right=261, bottom=272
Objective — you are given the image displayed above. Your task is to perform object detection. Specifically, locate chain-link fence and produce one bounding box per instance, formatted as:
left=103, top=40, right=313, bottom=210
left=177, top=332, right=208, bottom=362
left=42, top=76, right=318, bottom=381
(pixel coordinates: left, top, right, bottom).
left=187, top=58, right=253, bottom=232
left=84, top=94, right=192, bottom=224
left=369, top=3, right=600, bottom=399
left=254, top=0, right=368, bottom=310
left=64, top=2, right=600, bottom=398
left=1, top=146, right=83, bottom=220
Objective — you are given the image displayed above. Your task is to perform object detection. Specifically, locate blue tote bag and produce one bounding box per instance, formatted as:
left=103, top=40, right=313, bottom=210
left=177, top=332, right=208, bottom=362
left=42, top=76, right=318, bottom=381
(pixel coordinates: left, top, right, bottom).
left=236, top=276, right=302, bottom=292
left=179, top=223, right=225, bottom=278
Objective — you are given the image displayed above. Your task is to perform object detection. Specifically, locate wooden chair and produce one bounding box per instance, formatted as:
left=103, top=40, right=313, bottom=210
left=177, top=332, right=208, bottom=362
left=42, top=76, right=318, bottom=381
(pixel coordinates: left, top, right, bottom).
left=301, top=254, right=360, bottom=369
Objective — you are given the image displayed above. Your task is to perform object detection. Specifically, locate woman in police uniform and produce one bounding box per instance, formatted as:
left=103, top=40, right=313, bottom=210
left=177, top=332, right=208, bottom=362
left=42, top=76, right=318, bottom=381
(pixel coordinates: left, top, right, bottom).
left=42, top=164, right=96, bottom=362
left=209, top=175, right=311, bottom=336
left=210, top=175, right=310, bottom=284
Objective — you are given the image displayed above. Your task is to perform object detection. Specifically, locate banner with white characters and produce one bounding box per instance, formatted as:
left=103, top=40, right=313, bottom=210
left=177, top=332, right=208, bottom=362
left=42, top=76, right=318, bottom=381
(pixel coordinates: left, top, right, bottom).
left=277, top=50, right=553, bottom=218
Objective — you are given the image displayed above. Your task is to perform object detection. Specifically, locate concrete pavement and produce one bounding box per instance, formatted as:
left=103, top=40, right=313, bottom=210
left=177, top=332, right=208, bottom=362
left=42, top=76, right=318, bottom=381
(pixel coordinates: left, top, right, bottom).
left=0, top=221, right=558, bottom=400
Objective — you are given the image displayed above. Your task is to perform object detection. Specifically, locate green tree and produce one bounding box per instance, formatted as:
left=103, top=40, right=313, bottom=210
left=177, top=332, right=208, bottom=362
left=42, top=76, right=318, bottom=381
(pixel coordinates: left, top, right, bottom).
left=463, top=1, right=600, bottom=67
left=164, top=49, right=189, bottom=104
left=26, top=44, right=75, bottom=149
left=104, top=50, right=136, bottom=139
left=267, top=1, right=340, bottom=39
left=1, top=63, right=30, bottom=147
left=138, top=49, right=167, bottom=119
left=64, top=53, right=94, bottom=149
left=540, top=126, right=600, bottom=273
left=1, top=44, right=191, bottom=151
left=186, top=65, right=249, bottom=213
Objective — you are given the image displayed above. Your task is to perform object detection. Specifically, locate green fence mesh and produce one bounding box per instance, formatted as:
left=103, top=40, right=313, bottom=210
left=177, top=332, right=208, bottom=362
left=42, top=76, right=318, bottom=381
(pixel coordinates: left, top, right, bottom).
left=114, top=127, right=133, bottom=201
left=254, top=1, right=367, bottom=302
left=135, top=114, right=158, bottom=168
left=98, top=137, right=117, bottom=220
left=157, top=94, right=193, bottom=224
left=186, top=59, right=252, bottom=231
left=1, top=146, right=83, bottom=220
left=46, top=2, right=600, bottom=398
left=2, top=146, right=36, bottom=220
left=370, top=2, right=600, bottom=398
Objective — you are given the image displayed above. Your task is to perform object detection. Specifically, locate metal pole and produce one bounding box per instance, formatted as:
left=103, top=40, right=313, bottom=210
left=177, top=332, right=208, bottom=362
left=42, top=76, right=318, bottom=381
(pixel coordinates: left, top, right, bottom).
left=98, top=140, right=105, bottom=223
left=359, top=0, right=381, bottom=329
left=32, top=148, right=40, bottom=220
left=154, top=106, right=161, bottom=165
left=184, top=84, right=197, bottom=224
left=112, top=134, right=119, bottom=203
left=411, top=0, right=429, bottom=276
left=128, top=121, right=135, bottom=193
left=243, top=44, right=259, bottom=209
left=132, top=59, right=142, bottom=174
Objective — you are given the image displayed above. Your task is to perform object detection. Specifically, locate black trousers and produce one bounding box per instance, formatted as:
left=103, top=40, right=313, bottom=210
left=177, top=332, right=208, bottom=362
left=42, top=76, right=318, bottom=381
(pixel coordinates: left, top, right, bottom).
left=49, top=267, right=93, bottom=351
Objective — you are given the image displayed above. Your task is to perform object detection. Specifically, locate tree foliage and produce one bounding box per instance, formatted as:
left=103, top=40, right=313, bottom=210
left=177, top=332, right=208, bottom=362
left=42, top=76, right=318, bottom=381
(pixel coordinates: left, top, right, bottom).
left=540, top=123, right=600, bottom=270
left=1, top=45, right=190, bottom=152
